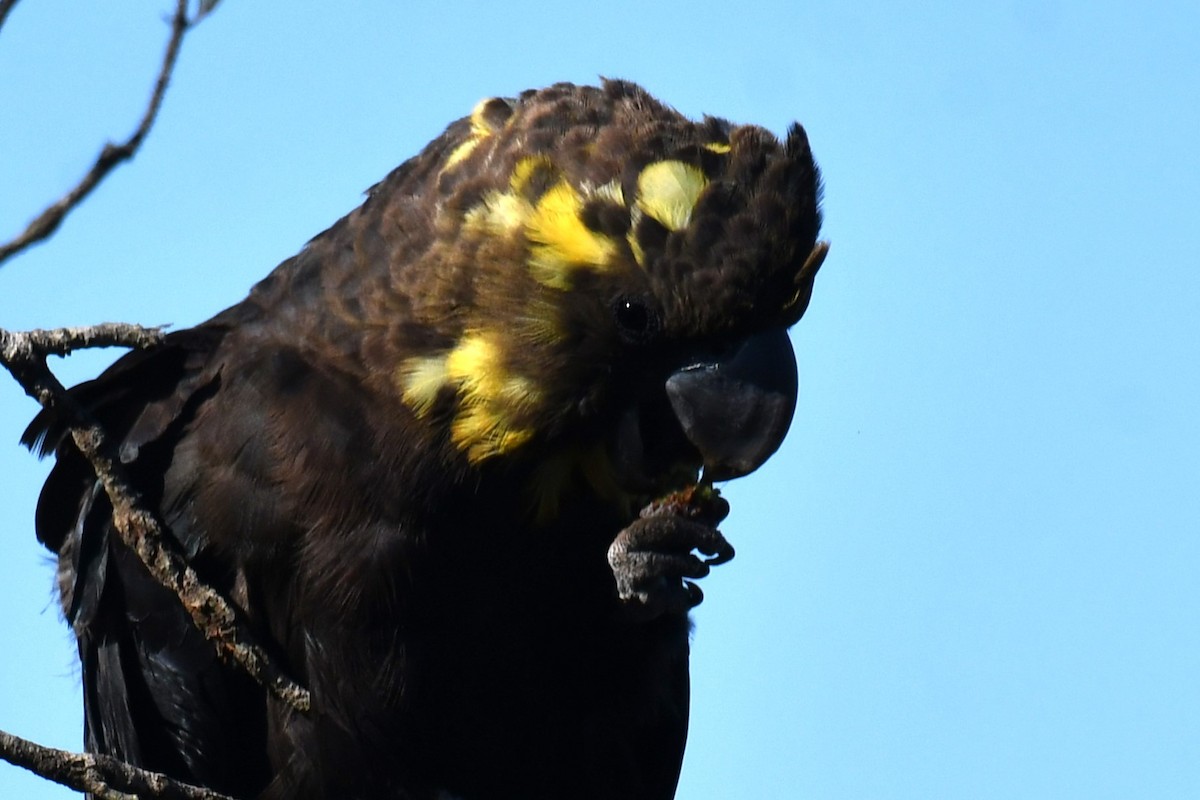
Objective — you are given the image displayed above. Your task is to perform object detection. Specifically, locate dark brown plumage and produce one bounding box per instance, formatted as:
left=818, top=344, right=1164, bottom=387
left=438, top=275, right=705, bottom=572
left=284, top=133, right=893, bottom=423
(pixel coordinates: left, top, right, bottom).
left=25, top=80, right=825, bottom=799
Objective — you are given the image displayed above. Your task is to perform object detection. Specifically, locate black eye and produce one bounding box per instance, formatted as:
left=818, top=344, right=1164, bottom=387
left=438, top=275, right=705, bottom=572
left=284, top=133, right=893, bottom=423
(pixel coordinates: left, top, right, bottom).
left=613, top=296, right=659, bottom=344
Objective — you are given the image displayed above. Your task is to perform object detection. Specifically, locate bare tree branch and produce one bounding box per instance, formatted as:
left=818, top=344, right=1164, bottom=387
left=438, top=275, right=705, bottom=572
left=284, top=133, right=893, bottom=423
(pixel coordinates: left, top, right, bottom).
left=0, top=325, right=312, bottom=715
left=0, top=322, right=165, bottom=362
left=0, top=727, right=239, bottom=800
left=0, top=0, right=196, bottom=267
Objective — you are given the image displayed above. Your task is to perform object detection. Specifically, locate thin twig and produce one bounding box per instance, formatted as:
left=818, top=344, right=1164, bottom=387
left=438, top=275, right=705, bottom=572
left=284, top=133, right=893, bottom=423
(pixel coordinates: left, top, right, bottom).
left=0, top=0, right=20, bottom=35
left=0, top=0, right=193, bottom=267
left=0, top=325, right=312, bottom=714
left=0, top=727, right=238, bottom=800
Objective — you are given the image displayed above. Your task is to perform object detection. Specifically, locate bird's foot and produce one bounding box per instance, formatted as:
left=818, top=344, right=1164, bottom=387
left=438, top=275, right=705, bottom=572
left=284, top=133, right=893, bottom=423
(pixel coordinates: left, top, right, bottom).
left=607, top=486, right=735, bottom=621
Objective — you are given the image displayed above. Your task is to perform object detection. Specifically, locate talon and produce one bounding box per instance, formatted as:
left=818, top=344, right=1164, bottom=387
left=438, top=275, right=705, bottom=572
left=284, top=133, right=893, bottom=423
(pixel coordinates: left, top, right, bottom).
left=607, top=507, right=736, bottom=621
left=702, top=539, right=735, bottom=567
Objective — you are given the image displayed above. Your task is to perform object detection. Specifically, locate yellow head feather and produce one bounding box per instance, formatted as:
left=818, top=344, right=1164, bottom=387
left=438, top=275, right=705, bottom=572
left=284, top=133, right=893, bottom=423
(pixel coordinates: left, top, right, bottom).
left=526, top=180, right=618, bottom=290
left=635, top=160, right=708, bottom=231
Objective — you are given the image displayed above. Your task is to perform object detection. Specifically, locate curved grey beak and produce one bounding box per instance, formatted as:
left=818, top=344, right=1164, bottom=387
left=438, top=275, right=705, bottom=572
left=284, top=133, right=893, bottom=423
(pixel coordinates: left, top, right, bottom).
left=665, top=328, right=798, bottom=482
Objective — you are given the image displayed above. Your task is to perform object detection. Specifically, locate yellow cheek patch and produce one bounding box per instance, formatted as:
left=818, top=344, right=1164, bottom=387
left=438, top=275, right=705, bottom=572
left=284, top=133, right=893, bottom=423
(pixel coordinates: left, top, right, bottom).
left=445, top=332, right=540, bottom=462
left=397, top=333, right=542, bottom=463
left=445, top=332, right=502, bottom=389
left=396, top=355, right=450, bottom=417
left=526, top=180, right=618, bottom=290
left=452, top=405, right=536, bottom=462
left=635, top=160, right=708, bottom=231
left=704, top=141, right=732, bottom=154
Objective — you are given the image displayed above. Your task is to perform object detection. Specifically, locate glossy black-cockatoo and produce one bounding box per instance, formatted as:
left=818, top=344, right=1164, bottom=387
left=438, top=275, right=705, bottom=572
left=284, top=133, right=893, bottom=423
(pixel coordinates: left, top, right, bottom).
left=24, top=80, right=826, bottom=799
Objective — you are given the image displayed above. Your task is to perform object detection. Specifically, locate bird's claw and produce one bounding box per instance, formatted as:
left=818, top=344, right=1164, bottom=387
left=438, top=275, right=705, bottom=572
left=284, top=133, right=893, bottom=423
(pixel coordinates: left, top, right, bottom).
left=607, top=488, right=735, bottom=621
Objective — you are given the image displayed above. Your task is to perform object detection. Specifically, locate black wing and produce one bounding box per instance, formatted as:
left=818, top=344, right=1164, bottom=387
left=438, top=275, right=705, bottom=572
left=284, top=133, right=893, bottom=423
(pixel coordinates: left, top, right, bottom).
left=23, top=321, right=274, bottom=797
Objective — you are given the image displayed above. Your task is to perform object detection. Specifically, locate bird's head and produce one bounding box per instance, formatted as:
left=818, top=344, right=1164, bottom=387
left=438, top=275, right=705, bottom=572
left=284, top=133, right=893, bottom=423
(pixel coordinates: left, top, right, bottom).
left=357, top=81, right=826, bottom=518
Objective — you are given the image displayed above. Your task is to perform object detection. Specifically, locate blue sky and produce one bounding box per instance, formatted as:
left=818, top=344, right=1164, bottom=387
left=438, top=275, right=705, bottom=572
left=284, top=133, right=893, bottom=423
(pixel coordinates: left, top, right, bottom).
left=2, top=2, right=1198, bottom=798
